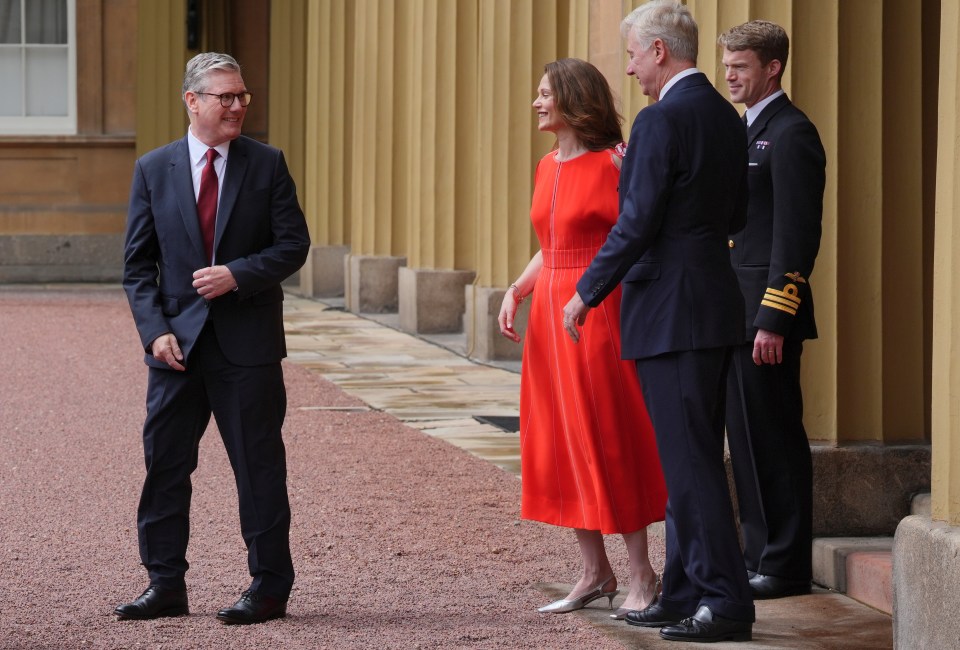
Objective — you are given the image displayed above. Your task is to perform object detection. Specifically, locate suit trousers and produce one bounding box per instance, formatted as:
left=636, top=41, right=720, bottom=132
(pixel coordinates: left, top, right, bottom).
left=636, top=347, right=755, bottom=623
left=137, top=322, right=295, bottom=599
left=726, top=340, right=812, bottom=581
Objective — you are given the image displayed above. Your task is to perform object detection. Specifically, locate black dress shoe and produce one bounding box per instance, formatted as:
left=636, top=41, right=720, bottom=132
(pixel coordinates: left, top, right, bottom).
left=216, top=590, right=287, bottom=624
left=114, top=585, right=189, bottom=620
left=659, top=605, right=752, bottom=643
left=749, top=573, right=811, bottom=599
left=624, top=599, right=688, bottom=628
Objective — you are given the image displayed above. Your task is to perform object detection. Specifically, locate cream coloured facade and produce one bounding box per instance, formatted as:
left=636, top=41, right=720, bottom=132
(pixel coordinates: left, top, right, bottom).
left=0, top=0, right=955, bottom=644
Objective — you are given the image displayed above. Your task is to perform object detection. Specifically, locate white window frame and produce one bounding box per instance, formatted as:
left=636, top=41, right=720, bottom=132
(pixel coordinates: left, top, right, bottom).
left=0, top=0, right=77, bottom=135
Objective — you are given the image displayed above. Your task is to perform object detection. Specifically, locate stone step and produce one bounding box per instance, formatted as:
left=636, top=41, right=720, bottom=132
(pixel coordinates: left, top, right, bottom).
left=809, top=492, right=930, bottom=616
left=812, top=537, right=894, bottom=615
left=846, top=549, right=894, bottom=614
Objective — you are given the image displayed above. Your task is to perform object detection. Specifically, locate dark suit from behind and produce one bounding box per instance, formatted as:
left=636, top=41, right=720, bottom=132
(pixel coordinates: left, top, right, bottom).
left=577, top=72, right=754, bottom=623
left=123, top=134, right=310, bottom=600
left=726, top=93, right=826, bottom=581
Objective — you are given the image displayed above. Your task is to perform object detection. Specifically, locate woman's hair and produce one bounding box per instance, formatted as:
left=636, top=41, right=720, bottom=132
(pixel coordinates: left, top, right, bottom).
left=544, top=58, right=623, bottom=151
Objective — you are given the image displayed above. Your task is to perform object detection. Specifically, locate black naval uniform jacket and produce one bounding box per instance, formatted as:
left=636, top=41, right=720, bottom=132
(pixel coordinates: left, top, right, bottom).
left=730, top=93, right=826, bottom=342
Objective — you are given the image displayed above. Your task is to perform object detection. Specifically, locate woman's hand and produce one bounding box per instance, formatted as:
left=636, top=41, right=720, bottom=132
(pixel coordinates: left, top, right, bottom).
left=498, top=290, right=522, bottom=343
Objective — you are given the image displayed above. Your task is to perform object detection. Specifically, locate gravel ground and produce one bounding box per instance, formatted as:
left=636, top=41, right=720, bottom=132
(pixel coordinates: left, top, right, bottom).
left=0, top=288, right=642, bottom=650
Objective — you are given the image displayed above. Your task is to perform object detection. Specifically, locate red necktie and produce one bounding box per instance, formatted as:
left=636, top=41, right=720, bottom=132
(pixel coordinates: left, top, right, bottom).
left=197, top=148, right=219, bottom=263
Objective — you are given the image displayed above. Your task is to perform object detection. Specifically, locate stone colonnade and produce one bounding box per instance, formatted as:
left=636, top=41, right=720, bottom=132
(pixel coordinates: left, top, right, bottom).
left=134, top=1, right=957, bottom=645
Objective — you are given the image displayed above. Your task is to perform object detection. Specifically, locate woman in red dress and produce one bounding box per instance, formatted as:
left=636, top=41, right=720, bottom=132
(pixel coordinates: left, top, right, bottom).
left=499, top=58, right=668, bottom=618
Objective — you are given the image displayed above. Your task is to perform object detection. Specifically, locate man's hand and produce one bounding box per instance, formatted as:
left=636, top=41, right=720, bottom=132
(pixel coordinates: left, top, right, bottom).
left=753, top=328, right=784, bottom=365
left=192, top=265, right=237, bottom=300
left=150, top=333, right=186, bottom=371
left=562, top=292, right=591, bottom=343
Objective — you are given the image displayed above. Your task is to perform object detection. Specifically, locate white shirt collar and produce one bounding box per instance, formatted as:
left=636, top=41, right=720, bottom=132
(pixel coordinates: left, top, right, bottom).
left=187, top=128, right=230, bottom=166
left=745, top=89, right=785, bottom=127
left=659, top=67, right=700, bottom=100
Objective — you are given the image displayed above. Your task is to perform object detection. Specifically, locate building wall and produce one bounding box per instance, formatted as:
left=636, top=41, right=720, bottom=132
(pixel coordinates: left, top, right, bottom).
left=3, top=0, right=938, bottom=442
left=0, top=0, right=137, bottom=282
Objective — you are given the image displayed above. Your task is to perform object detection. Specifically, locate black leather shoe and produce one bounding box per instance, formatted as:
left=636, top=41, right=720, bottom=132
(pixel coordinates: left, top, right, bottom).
left=624, top=599, right=688, bottom=628
left=659, top=605, right=752, bottom=643
left=749, top=573, right=811, bottom=599
left=114, top=585, right=189, bottom=620
left=216, top=590, right=287, bottom=624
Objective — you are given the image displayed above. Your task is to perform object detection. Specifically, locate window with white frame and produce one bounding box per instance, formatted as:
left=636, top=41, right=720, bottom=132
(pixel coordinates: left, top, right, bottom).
left=0, top=0, right=76, bottom=134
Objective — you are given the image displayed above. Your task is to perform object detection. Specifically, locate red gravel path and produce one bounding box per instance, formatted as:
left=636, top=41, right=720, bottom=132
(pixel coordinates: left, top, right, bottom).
left=0, top=288, right=632, bottom=649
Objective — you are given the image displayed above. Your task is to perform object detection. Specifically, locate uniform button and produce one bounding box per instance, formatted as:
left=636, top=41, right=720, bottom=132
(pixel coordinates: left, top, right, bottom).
left=728, top=239, right=735, bottom=248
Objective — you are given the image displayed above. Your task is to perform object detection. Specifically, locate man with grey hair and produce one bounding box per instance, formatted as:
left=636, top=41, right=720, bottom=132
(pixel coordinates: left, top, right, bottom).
left=564, top=0, right=754, bottom=642
left=719, top=20, right=826, bottom=601
left=116, top=52, right=309, bottom=624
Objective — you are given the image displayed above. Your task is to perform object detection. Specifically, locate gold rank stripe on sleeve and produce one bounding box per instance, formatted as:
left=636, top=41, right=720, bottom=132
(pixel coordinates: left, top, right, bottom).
left=761, top=283, right=801, bottom=316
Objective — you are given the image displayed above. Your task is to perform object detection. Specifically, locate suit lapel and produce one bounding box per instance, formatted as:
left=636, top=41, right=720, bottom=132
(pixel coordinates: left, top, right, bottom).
left=747, top=93, right=791, bottom=145
left=170, top=137, right=206, bottom=261
left=215, top=137, right=248, bottom=255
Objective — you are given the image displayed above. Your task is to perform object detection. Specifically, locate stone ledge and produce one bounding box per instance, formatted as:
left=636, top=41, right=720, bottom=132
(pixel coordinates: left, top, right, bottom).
left=344, top=254, right=406, bottom=314
left=911, top=492, right=931, bottom=516
left=398, top=267, right=476, bottom=334
left=464, top=285, right=529, bottom=362
left=300, top=244, right=348, bottom=298
left=810, top=444, right=930, bottom=536
left=0, top=234, right=123, bottom=283
left=894, top=515, right=960, bottom=648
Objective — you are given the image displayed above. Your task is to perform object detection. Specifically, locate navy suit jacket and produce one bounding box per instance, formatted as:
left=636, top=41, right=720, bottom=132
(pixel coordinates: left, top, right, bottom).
left=123, top=135, right=310, bottom=369
left=731, top=93, right=825, bottom=342
left=577, top=72, right=747, bottom=359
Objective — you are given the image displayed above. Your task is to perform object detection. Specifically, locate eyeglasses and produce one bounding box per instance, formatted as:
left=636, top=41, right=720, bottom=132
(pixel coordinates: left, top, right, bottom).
left=195, top=91, right=252, bottom=107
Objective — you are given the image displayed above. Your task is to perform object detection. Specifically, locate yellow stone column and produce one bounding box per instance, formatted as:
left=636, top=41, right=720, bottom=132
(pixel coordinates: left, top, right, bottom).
left=344, top=0, right=406, bottom=312
left=895, top=8, right=960, bottom=642
left=879, top=0, right=926, bottom=442
left=790, top=0, right=839, bottom=443
left=268, top=2, right=307, bottom=190
left=931, top=0, right=960, bottom=526
left=135, top=1, right=188, bottom=156
left=305, top=0, right=352, bottom=247
left=301, top=0, right=354, bottom=297
left=466, top=0, right=563, bottom=359
left=398, top=0, right=476, bottom=334
left=836, top=2, right=884, bottom=442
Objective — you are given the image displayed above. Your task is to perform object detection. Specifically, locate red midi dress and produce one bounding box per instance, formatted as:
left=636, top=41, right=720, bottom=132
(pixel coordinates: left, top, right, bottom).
left=519, top=148, right=667, bottom=534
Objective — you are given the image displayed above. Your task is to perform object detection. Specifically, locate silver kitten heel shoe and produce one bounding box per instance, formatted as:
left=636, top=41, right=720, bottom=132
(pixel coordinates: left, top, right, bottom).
left=538, top=576, right=618, bottom=614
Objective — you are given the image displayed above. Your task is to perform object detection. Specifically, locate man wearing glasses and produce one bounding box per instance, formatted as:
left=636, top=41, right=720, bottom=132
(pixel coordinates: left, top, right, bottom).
left=117, top=52, right=309, bottom=624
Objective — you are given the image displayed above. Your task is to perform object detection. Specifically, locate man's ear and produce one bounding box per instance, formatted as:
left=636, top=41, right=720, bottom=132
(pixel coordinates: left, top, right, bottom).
left=653, top=38, right=666, bottom=62
left=184, top=92, right=199, bottom=114
left=767, top=59, right=783, bottom=81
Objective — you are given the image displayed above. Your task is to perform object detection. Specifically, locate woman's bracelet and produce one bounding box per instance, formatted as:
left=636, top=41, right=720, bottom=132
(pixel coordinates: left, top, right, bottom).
left=509, top=283, right=525, bottom=304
